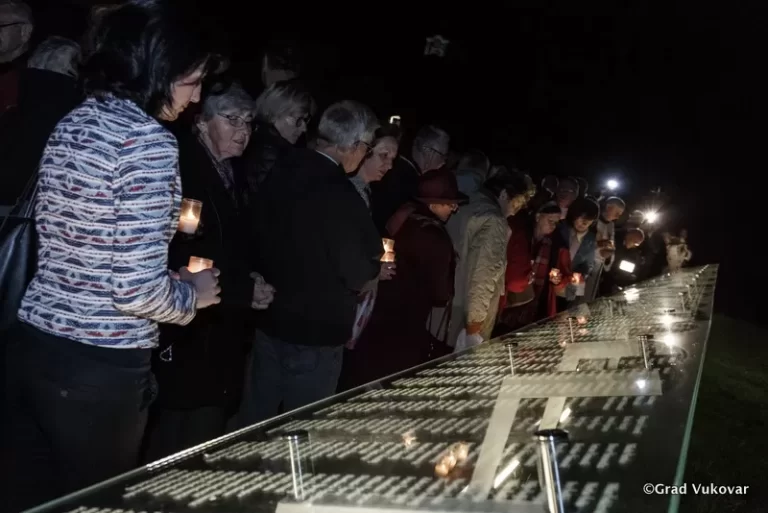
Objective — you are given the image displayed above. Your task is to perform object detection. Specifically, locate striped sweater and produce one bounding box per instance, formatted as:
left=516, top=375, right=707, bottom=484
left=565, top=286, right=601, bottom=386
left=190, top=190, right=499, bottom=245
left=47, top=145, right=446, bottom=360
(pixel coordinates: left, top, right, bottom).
left=18, top=95, right=197, bottom=348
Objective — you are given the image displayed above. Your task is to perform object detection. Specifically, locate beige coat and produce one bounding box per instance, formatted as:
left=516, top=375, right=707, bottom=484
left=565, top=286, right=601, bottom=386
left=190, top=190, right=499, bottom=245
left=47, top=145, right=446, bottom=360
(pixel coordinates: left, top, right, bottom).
left=444, top=188, right=509, bottom=346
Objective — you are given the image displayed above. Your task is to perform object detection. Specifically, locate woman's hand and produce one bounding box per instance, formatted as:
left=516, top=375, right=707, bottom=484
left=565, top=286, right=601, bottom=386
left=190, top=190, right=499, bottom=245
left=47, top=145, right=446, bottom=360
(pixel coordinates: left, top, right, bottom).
left=179, top=267, right=221, bottom=309
left=379, top=262, right=396, bottom=281
left=250, top=272, right=275, bottom=310
left=549, top=268, right=562, bottom=285
left=571, top=272, right=583, bottom=284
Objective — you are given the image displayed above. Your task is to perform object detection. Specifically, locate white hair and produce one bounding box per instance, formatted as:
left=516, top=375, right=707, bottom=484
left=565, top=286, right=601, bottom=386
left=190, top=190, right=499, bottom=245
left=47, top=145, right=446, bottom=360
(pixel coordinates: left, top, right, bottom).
left=412, top=125, right=450, bottom=158
left=317, top=100, right=379, bottom=150
left=27, top=36, right=81, bottom=77
left=200, top=82, right=254, bottom=121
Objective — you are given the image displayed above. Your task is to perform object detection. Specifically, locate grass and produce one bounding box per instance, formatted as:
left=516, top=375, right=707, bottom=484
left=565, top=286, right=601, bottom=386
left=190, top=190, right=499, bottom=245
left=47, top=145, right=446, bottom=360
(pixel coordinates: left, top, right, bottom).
left=679, top=314, right=768, bottom=511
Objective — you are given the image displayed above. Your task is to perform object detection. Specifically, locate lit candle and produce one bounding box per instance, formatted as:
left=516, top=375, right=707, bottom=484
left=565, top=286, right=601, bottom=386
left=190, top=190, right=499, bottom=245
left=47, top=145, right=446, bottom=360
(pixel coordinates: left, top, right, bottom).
left=177, top=198, right=202, bottom=234
left=381, top=238, right=396, bottom=263
left=188, top=256, right=213, bottom=273
left=549, top=268, right=561, bottom=281
left=571, top=272, right=583, bottom=284
left=382, top=238, right=395, bottom=253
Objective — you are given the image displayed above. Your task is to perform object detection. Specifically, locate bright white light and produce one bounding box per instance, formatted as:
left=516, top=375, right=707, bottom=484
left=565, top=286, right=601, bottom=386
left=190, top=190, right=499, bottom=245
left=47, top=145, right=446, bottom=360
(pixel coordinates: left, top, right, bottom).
left=619, top=260, right=636, bottom=273
left=389, top=115, right=401, bottom=125
left=624, top=288, right=640, bottom=303
left=606, top=179, right=619, bottom=190
left=635, top=379, right=647, bottom=390
left=644, top=211, right=659, bottom=223
left=660, top=314, right=674, bottom=327
left=662, top=333, right=677, bottom=346
left=559, top=407, right=572, bottom=424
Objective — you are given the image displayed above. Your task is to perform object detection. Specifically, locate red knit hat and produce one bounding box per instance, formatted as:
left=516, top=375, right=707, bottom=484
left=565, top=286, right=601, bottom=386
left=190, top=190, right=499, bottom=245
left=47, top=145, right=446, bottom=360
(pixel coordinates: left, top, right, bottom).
left=415, top=169, right=469, bottom=205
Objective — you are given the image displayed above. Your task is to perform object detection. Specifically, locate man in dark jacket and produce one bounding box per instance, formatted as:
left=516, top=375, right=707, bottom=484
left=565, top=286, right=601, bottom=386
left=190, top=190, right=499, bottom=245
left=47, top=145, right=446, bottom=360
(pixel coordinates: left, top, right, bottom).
left=237, top=100, right=382, bottom=425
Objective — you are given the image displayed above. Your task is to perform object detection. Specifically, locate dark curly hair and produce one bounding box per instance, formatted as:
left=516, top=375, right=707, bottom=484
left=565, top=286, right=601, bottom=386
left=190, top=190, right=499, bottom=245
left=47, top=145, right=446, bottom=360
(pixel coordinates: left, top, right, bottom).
left=82, top=0, right=222, bottom=118
left=566, top=197, right=600, bottom=225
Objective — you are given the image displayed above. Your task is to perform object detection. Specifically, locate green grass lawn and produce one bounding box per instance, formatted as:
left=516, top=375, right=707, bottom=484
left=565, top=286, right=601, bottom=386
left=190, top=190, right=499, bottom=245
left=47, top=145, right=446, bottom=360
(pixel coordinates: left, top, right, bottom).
left=680, top=314, right=768, bottom=511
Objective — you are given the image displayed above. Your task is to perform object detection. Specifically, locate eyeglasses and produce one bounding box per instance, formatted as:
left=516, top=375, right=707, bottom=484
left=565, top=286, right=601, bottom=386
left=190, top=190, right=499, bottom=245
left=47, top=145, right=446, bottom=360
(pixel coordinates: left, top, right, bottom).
left=286, top=114, right=311, bottom=128
left=358, top=140, right=374, bottom=153
left=218, top=113, right=252, bottom=129
left=423, top=146, right=447, bottom=158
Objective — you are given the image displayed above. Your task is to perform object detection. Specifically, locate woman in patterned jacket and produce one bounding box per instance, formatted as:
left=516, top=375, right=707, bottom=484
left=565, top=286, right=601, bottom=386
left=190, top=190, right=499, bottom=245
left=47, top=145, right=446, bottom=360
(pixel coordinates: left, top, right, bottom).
left=2, top=2, right=222, bottom=509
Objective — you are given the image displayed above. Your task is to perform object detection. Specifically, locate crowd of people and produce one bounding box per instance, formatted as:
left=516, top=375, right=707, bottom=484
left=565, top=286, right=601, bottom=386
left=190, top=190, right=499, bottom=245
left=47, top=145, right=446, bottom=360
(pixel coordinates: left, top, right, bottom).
left=0, top=1, right=691, bottom=511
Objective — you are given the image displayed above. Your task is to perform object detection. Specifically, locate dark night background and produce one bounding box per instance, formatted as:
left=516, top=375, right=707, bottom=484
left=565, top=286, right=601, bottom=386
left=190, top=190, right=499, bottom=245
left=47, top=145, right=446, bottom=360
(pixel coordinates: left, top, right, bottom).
left=25, top=1, right=759, bottom=324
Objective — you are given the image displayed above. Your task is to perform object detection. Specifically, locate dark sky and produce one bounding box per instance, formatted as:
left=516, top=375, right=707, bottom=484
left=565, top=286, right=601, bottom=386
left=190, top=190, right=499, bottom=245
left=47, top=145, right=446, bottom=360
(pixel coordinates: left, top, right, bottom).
left=27, top=1, right=759, bottom=323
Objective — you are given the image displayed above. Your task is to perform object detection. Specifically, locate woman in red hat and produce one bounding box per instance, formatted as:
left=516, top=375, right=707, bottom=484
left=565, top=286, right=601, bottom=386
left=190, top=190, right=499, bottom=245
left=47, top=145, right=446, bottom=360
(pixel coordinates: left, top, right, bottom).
left=338, top=169, right=467, bottom=389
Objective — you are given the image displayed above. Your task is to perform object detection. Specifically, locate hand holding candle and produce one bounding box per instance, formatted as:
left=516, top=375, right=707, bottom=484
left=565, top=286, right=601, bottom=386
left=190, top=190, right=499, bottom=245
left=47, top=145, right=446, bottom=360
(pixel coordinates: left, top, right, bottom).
left=571, top=272, right=583, bottom=285
left=177, top=198, right=202, bottom=234
left=549, top=268, right=562, bottom=285
left=179, top=260, right=221, bottom=309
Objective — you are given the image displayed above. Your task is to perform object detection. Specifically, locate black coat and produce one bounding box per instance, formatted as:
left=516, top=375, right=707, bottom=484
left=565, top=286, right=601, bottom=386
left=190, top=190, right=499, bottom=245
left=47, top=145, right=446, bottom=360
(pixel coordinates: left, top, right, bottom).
left=370, top=155, right=420, bottom=236
left=0, top=69, right=81, bottom=205
left=235, top=122, right=293, bottom=203
left=253, top=148, right=382, bottom=347
left=152, top=130, right=254, bottom=411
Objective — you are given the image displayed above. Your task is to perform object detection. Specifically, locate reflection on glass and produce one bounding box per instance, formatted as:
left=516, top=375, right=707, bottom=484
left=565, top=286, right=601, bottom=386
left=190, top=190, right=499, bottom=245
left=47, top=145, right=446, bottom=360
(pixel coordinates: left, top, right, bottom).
left=535, top=429, right=568, bottom=513
left=492, top=458, right=520, bottom=489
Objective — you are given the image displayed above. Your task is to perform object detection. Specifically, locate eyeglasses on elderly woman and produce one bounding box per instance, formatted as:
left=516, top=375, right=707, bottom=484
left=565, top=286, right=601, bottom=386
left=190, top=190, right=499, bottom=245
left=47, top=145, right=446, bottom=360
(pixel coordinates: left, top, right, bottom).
left=218, top=113, right=252, bottom=130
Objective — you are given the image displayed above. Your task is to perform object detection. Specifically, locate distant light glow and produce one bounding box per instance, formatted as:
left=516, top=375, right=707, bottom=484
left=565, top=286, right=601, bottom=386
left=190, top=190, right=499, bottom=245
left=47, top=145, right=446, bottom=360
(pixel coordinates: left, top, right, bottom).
left=559, top=407, right=572, bottom=424
left=619, top=260, right=636, bottom=273
left=644, top=211, right=659, bottom=223
left=636, top=379, right=648, bottom=390
left=606, top=179, right=619, bottom=190
left=389, top=115, right=401, bottom=125
left=660, top=314, right=674, bottom=327
left=662, top=333, right=677, bottom=346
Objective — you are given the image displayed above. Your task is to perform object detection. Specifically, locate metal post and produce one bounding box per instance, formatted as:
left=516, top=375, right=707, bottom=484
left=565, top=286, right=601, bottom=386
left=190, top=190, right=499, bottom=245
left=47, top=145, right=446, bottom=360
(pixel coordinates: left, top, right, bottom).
left=638, top=335, right=651, bottom=370
left=607, top=299, right=614, bottom=318
left=534, top=429, right=568, bottom=513
left=567, top=317, right=575, bottom=344
left=505, top=341, right=515, bottom=375
left=283, top=430, right=310, bottom=501
left=678, top=292, right=686, bottom=313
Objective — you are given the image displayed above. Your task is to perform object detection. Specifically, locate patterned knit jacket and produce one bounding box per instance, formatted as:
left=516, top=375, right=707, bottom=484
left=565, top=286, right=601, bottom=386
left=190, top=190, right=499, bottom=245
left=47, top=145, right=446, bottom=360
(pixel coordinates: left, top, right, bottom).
left=18, top=95, right=197, bottom=348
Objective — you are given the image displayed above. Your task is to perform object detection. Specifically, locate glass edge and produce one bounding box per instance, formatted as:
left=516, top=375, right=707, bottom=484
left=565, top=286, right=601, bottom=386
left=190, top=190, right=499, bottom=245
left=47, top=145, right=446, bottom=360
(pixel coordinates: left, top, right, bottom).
left=667, top=268, right=718, bottom=513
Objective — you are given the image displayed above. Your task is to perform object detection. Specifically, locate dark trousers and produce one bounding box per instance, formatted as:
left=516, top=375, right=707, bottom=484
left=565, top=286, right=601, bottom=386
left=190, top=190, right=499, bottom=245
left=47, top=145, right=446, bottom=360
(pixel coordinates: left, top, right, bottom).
left=143, top=406, right=228, bottom=463
left=234, top=330, right=343, bottom=427
left=1, top=323, right=155, bottom=512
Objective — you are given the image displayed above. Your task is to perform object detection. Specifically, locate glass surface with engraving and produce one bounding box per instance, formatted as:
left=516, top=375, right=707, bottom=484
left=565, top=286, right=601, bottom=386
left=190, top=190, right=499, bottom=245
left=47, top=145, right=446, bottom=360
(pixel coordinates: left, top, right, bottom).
left=29, top=266, right=717, bottom=513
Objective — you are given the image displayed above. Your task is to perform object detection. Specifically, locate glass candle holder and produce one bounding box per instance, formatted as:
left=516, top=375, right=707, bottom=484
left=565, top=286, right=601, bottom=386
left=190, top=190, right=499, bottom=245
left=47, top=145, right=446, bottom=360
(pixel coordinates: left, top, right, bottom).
left=382, top=238, right=395, bottom=253
left=178, top=198, right=202, bottom=234
left=381, top=252, right=396, bottom=263
left=188, top=256, right=213, bottom=273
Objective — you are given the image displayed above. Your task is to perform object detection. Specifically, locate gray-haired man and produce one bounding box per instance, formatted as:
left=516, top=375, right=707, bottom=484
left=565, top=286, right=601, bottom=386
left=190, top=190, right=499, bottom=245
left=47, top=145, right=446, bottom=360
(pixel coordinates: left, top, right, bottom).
left=237, top=100, right=383, bottom=425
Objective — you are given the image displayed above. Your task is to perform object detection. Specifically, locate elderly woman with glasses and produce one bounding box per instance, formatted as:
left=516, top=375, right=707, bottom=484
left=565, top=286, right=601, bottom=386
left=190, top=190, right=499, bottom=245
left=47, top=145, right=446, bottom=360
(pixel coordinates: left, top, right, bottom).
left=237, top=79, right=316, bottom=200
left=145, top=82, right=275, bottom=461
left=350, top=123, right=401, bottom=208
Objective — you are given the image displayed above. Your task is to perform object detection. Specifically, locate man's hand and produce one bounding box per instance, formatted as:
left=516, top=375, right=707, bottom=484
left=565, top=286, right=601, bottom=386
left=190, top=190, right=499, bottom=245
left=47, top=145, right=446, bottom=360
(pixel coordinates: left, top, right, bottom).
left=250, top=272, right=275, bottom=310
left=379, top=262, right=396, bottom=281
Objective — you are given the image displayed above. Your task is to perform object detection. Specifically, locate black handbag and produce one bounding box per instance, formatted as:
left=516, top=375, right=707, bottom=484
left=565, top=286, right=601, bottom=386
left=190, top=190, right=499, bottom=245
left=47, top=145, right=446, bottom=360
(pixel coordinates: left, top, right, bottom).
left=0, top=173, right=38, bottom=333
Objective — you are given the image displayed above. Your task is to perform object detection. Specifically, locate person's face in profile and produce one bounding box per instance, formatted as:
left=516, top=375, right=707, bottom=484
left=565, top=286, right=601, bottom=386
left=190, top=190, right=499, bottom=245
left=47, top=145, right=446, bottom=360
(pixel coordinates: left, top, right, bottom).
left=161, top=66, right=205, bottom=121
left=603, top=203, right=625, bottom=222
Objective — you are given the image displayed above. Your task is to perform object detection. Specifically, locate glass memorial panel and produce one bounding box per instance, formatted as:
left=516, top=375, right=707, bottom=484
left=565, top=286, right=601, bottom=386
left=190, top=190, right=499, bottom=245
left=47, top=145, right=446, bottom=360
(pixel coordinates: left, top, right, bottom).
left=26, top=266, right=717, bottom=513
